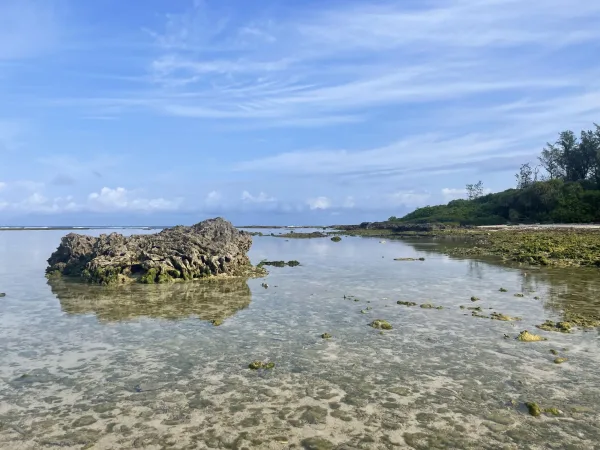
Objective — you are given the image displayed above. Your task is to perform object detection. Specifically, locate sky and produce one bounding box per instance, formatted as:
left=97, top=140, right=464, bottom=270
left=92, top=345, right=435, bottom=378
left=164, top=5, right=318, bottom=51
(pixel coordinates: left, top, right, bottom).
left=1, top=0, right=600, bottom=226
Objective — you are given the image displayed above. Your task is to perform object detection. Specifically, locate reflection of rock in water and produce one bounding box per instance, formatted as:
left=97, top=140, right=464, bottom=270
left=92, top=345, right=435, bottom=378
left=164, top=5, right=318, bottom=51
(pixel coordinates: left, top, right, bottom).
left=518, top=268, right=600, bottom=325
left=407, top=239, right=600, bottom=326
left=49, top=278, right=252, bottom=323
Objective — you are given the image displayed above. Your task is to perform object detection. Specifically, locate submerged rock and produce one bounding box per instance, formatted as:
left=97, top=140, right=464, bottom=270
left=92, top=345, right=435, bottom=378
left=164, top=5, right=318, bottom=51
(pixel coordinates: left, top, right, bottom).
left=370, top=319, right=392, bottom=330
left=517, top=330, right=547, bottom=342
left=397, top=301, right=417, bottom=307
left=525, top=402, right=541, bottom=417
left=553, top=357, right=568, bottom=364
left=301, top=437, right=334, bottom=450
left=257, top=260, right=300, bottom=268
left=46, top=218, right=264, bottom=285
left=536, top=320, right=572, bottom=333
left=0, top=292, right=5, bottom=297
left=321, top=333, right=333, bottom=339
left=330, top=236, right=342, bottom=242
left=248, top=361, right=275, bottom=370
left=490, top=312, right=521, bottom=322
left=420, top=303, right=443, bottom=309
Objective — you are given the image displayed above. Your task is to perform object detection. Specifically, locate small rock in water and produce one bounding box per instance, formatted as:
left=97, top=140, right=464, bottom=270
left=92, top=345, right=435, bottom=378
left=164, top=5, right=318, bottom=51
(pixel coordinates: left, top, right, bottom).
left=554, top=357, right=568, bottom=364
left=261, top=282, right=269, bottom=289
left=517, top=330, right=547, bottom=342
left=370, top=319, right=392, bottom=330
left=321, top=333, right=332, bottom=339
left=525, top=402, right=541, bottom=417
left=248, top=361, right=275, bottom=370
left=0, top=292, right=5, bottom=297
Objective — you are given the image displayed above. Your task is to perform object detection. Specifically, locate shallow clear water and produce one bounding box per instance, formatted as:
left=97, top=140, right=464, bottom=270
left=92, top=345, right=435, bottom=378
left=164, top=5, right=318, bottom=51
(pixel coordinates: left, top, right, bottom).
left=1, top=231, right=600, bottom=449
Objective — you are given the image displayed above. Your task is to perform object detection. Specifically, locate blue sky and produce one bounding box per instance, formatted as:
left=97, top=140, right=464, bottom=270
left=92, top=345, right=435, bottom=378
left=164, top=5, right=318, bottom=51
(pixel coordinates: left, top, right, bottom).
left=1, top=0, right=600, bottom=225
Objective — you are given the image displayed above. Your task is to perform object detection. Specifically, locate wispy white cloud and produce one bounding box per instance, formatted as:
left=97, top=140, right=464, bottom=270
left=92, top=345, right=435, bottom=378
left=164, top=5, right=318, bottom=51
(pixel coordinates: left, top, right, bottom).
left=0, top=186, right=183, bottom=214
left=389, top=191, right=431, bottom=207
left=87, top=187, right=182, bottom=212
left=205, top=190, right=221, bottom=204
left=45, top=0, right=600, bottom=131
left=241, top=190, right=275, bottom=203
left=307, top=197, right=331, bottom=210
left=441, top=188, right=467, bottom=201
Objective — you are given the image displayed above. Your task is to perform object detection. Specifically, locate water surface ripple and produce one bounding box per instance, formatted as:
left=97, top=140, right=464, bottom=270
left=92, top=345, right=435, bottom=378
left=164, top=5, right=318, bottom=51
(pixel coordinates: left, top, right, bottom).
left=1, top=230, right=599, bottom=449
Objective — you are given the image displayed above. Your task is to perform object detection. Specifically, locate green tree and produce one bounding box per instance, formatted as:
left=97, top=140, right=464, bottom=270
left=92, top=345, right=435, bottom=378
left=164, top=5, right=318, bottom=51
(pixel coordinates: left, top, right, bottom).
left=466, top=181, right=484, bottom=200
left=538, top=144, right=564, bottom=180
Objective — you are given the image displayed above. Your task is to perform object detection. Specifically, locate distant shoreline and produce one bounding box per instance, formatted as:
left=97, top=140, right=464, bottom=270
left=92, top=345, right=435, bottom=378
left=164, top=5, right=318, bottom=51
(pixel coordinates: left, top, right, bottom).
left=1, top=223, right=599, bottom=232
left=0, top=225, right=326, bottom=231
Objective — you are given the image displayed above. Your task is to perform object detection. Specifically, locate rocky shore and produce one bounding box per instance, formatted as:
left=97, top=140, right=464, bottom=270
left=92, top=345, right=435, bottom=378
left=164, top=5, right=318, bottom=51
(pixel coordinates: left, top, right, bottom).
left=46, top=217, right=265, bottom=285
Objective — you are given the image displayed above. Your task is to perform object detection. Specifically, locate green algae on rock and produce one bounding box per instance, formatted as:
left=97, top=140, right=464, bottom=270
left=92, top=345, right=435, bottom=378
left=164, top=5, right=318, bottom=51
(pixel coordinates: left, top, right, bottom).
left=490, top=312, right=521, bottom=322
left=444, top=229, right=600, bottom=267
left=397, top=301, right=418, bottom=307
left=300, top=437, right=335, bottom=450
left=211, top=319, right=223, bottom=326
left=321, top=333, right=332, bottom=339
left=525, top=402, right=542, bottom=417
left=330, top=236, right=342, bottom=242
left=562, top=313, right=600, bottom=329
left=470, top=296, right=480, bottom=302
left=536, top=320, right=572, bottom=333
left=554, top=357, right=568, bottom=364
left=248, top=361, right=275, bottom=370
left=517, top=330, right=547, bottom=342
left=370, top=319, right=393, bottom=330
left=420, top=303, right=442, bottom=309
left=499, top=288, right=508, bottom=292
left=45, top=218, right=265, bottom=285
left=514, top=293, right=525, bottom=297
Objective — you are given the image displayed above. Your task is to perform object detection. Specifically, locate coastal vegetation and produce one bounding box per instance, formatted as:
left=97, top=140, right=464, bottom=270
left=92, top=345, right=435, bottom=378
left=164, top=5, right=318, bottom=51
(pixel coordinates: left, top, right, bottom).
left=390, top=124, right=600, bottom=226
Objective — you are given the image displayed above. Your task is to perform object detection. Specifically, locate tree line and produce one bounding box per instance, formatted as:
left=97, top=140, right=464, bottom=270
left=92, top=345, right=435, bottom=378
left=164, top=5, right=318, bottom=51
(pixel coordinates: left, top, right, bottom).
left=392, top=123, right=600, bottom=225
left=516, top=124, right=600, bottom=189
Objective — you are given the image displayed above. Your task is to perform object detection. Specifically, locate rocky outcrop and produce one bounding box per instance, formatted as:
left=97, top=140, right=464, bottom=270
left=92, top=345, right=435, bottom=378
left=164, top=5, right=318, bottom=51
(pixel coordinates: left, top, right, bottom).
left=46, top=218, right=264, bottom=285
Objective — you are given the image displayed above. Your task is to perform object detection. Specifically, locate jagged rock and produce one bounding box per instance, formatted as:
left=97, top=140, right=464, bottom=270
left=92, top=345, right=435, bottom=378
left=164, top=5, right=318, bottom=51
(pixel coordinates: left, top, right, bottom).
left=46, top=218, right=265, bottom=285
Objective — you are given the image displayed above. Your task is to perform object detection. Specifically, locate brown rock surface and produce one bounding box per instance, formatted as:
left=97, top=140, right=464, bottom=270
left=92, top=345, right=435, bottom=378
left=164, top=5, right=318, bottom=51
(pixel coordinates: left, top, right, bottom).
left=46, top=218, right=264, bottom=284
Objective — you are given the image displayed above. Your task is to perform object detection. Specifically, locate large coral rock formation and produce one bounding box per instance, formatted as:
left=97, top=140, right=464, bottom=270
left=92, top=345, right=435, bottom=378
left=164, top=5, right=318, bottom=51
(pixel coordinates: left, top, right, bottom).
left=46, top=218, right=264, bottom=284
